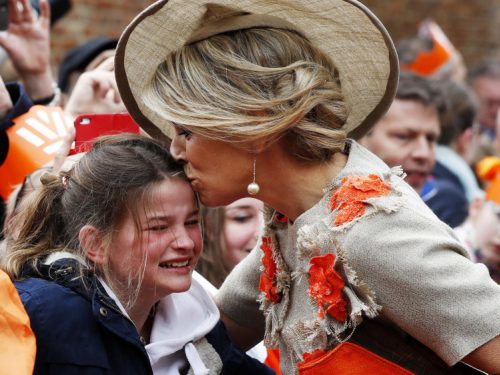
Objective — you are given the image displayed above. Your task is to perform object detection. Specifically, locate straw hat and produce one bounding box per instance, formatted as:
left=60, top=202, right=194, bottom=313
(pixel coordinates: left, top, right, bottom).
left=115, top=0, right=399, bottom=141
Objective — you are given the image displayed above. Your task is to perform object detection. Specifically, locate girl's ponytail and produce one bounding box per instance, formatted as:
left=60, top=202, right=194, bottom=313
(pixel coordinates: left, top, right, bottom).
left=2, top=171, right=68, bottom=279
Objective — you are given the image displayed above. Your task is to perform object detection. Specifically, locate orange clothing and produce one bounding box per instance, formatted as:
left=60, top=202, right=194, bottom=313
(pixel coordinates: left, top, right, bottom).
left=264, top=348, right=282, bottom=375
left=297, top=342, right=414, bottom=375
left=0, top=270, right=36, bottom=375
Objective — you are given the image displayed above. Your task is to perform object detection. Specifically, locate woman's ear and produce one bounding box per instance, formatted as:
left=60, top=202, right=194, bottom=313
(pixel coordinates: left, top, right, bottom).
left=79, top=225, right=106, bottom=266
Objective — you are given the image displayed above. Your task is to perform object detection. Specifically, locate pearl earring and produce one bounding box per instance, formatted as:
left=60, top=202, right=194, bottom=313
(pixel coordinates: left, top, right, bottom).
left=247, top=157, right=260, bottom=195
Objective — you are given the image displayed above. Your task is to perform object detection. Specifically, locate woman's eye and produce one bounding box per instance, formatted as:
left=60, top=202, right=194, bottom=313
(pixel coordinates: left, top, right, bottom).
left=176, top=126, right=192, bottom=138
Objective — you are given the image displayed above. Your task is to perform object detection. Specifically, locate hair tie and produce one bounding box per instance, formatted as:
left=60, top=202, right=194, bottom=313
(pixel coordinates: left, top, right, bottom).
left=62, top=175, right=69, bottom=190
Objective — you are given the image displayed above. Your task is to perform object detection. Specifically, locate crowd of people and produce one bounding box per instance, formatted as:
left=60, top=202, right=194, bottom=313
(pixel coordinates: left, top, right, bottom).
left=0, top=0, right=499, bottom=374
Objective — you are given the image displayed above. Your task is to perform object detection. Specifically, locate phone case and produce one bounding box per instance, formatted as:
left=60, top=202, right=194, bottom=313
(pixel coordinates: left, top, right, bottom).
left=73, top=113, right=140, bottom=154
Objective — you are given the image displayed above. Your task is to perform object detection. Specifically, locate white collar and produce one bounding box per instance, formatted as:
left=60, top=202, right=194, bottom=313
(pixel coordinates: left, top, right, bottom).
left=146, top=277, right=220, bottom=374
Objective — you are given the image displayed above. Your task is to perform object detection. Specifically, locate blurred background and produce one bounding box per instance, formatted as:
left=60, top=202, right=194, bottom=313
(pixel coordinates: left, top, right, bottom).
left=49, top=0, right=500, bottom=74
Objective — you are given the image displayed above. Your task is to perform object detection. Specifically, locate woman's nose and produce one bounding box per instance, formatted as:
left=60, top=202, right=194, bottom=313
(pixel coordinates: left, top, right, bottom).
left=170, top=134, right=186, bottom=162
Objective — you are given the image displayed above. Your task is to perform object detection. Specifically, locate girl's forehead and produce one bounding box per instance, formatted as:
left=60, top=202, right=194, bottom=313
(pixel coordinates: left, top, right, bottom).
left=137, top=178, right=197, bottom=216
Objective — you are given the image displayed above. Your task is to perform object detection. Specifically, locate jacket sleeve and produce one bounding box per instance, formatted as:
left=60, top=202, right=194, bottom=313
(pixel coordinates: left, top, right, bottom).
left=216, top=243, right=264, bottom=330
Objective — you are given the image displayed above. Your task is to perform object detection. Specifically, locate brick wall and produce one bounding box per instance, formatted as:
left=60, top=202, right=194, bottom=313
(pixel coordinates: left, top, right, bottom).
left=50, top=0, right=152, bottom=71
left=50, top=0, right=500, bottom=74
left=362, top=0, right=500, bottom=67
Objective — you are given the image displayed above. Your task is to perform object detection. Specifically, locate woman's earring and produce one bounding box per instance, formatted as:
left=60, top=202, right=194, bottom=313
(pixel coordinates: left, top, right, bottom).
left=247, top=157, right=260, bottom=196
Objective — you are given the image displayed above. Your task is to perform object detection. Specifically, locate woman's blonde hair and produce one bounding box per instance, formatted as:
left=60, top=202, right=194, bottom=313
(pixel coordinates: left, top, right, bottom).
left=146, top=28, right=348, bottom=161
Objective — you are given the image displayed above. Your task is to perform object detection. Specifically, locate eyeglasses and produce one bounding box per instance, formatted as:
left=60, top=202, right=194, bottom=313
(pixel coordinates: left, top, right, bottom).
left=12, top=166, right=53, bottom=212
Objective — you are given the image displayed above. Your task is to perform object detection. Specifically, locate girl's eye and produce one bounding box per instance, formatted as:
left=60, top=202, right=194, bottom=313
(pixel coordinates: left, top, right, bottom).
left=148, top=225, right=168, bottom=232
left=185, top=219, right=200, bottom=226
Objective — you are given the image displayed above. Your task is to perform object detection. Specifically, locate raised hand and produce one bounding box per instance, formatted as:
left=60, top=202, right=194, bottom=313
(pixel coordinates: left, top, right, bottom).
left=0, top=0, right=54, bottom=100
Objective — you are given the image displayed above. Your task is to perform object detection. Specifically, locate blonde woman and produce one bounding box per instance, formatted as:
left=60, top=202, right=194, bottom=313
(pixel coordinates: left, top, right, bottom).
left=115, top=1, right=500, bottom=373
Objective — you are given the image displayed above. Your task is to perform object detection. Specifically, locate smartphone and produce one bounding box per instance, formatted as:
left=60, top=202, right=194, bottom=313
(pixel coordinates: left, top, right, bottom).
left=0, top=0, right=8, bottom=31
left=73, top=113, right=140, bottom=154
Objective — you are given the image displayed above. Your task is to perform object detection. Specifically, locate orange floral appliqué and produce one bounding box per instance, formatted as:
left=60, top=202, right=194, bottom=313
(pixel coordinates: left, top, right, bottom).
left=328, top=174, right=391, bottom=226
left=259, top=236, right=282, bottom=304
left=308, top=253, right=347, bottom=321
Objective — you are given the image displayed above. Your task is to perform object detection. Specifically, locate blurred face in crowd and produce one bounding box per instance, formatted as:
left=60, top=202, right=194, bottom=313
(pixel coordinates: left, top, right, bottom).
left=223, top=197, right=264, bottom=269
left=360, top=99, right=440, bottom=194
left=471, top=200, right=500, bottom=266
left=471, top=76, right=500, bottom=131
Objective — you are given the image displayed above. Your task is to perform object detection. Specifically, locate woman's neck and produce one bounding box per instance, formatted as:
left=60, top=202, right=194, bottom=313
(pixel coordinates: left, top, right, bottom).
left=259, top=149, right=348, bottom=221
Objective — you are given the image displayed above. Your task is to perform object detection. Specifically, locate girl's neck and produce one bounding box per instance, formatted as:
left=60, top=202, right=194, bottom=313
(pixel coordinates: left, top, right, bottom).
left=109, top=284, right=158, bottom=343
left=127, top=299, right=158, bottom=344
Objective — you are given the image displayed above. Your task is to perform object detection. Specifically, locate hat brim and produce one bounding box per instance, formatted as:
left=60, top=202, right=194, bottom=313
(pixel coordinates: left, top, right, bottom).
left=115, top=0, right=398, bottom=142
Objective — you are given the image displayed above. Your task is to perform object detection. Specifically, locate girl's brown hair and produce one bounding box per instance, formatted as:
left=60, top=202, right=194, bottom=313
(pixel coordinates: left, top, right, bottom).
left=2, top=134, right=185, bottom=290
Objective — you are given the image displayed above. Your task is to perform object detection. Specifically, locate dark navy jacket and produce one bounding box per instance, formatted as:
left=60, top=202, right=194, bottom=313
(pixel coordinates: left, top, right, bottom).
left=15, top=260, right=275, bottom=375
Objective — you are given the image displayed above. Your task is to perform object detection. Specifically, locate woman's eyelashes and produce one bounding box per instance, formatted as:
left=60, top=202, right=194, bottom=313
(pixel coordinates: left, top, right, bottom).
left=175, top=125, right=192, bottom=138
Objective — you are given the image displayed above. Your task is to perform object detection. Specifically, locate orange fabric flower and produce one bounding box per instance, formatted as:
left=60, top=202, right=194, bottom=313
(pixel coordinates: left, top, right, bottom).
left=328, top=174, right=391, bottom=226
left=259, top=236, right=282, bottom=304
left=308, top=253, right=347, bottom=321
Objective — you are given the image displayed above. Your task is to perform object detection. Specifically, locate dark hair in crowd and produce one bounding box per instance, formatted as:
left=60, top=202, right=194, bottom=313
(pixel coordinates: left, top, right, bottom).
left=467, top=58, right=500, bottom=82
left=438, top=79, right=478, bottom=146
left=395, top=72, right=447, bottom=116
left=2, top=134, right=185, bottom=282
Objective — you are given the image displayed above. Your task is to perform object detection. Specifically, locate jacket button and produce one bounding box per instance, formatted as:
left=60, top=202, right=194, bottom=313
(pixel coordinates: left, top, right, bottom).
left=99, top=307, right=108, bottom=317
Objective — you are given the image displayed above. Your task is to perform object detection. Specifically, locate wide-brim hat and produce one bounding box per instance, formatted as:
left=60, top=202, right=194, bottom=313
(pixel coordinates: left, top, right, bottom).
left=115, top=0, right=399, bottom=142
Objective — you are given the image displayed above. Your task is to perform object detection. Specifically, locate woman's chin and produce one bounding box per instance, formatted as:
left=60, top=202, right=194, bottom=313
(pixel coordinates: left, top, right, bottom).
left=198, top=192, right=232, bottom=208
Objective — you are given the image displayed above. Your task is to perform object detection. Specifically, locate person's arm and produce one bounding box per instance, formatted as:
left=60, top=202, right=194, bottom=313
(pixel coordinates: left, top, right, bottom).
left=462, top=335, right=500, bottom=374
left=218, top=310, right=264, bottom=351
left=216, top=245, right=266, bottom=351
left=341, top=186, right=500, bottom=369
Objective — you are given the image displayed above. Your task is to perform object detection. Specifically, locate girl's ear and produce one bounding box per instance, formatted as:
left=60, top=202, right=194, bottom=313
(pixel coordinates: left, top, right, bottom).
left=79, top=225, right=106, bottom=266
